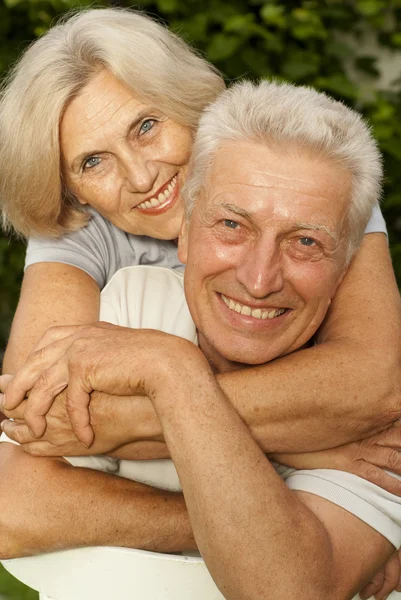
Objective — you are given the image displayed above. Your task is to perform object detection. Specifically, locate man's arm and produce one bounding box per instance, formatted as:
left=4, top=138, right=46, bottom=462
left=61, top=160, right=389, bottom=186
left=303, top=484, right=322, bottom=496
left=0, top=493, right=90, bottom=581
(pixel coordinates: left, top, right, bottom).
left=150, top=347, right=396, bottom=600
left=0, top=442, right=194, bottom=559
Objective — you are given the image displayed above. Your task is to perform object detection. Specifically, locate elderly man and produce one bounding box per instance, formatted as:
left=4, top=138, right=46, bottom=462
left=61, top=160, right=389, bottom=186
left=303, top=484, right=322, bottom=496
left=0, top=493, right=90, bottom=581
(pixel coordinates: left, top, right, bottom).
left=1, top=81, right=401, bottom=600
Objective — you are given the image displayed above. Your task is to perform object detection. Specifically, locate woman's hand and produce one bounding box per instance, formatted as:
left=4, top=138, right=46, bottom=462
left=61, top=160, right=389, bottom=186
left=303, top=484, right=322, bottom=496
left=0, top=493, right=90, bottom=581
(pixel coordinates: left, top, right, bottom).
left=271, top=421, right=401, bottom=495
left=0, top=322, right=193, bottom=448
left=1, top=389, right=128, bottom=456
left=1, top=386, right=165, bottom=457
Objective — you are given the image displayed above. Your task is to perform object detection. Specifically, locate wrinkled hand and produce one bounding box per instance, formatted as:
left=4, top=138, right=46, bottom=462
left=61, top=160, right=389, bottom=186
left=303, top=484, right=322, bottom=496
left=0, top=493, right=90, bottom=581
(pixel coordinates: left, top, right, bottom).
left=0, top=323, right=177, bottom=447
left=0, top=388, right=137, bottom=457
left=271, top=421, right=401, bottom=495
left=359, top=549, right=401, bottom=600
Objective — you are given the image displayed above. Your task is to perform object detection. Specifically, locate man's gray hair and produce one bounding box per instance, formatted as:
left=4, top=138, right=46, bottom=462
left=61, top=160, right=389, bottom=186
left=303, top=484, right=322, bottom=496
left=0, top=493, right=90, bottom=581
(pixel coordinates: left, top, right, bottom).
left=184, top=80, right=383, bottom=259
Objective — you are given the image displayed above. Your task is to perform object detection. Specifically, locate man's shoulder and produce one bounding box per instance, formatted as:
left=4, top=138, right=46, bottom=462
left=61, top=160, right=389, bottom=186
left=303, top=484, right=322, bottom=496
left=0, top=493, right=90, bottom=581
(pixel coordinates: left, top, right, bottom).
left=99, top=266, right=196, bottom=343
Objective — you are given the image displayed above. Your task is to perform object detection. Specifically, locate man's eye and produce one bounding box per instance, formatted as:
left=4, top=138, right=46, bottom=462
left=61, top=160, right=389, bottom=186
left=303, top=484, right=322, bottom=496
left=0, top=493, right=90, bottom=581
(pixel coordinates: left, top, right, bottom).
left=299, top=237, right=316, bottom=247
left=224, top=219, right=239, bottom=229
left=83, top=156, right=101, bottom=170
left=139, top=119, right=156, bottom=135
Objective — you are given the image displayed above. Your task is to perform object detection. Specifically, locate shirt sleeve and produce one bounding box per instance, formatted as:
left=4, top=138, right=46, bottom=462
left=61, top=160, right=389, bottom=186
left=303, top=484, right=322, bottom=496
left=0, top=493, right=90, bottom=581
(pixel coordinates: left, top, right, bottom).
left=281, top=466, right=401, bottom=549
left=365, top=203, right=387, bottom=235
left=24, top=210, right=114, bottom=288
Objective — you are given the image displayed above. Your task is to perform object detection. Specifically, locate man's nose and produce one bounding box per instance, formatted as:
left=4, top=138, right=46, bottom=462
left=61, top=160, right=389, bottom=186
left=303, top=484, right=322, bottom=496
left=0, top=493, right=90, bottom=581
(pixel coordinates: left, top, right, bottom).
left=120, top=150, right=158, bottom=193
left=235, top=238, right=284, bottom=299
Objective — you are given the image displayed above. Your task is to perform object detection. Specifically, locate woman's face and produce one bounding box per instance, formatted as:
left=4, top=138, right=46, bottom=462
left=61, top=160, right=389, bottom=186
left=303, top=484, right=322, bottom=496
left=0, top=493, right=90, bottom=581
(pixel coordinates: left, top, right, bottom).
left=60, top=69, right=193, bottom=239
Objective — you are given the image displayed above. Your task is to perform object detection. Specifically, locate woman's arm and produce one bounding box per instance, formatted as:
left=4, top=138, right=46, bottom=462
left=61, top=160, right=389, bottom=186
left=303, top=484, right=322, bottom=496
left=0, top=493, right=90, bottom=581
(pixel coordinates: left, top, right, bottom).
left=3, top=262, right=100, bottom=373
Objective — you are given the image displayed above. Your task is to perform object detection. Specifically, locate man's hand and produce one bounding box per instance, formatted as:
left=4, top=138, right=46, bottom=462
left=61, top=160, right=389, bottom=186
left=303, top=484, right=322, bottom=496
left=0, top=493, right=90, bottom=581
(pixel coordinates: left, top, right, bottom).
left=359, top=550, right=401, bottom=600
left=271, top=421, right=401, bottom=495
left=0, top=323, right=183, bottom=447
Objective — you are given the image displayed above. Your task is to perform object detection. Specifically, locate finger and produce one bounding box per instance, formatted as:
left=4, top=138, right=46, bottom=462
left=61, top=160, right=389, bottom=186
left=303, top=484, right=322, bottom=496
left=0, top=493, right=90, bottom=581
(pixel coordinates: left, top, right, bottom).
left=375, top=424, right=401, bottom=450
left=21, top=440, right=59, bottom=457
left=357, top=462, right=401, bottom=495
left=359, top=569, right=384, bottom=599
left=66, top=376, right=94, bottom=448
left=29, top=324, right=89, bottom=354
left=397, top=548, right=401, bottom=591
left=2, top=400, right=28, bottom=421
left=23, top=362, right=69, bottom=438
left=2, top=340, right=70, bottom=411
left=361, top=446, right=401, bottom=476
left=374, top=552, right=400, bottom=600
left=1, top=420, right=37, bottom=445
left=0, top=374, right=14, bottom=393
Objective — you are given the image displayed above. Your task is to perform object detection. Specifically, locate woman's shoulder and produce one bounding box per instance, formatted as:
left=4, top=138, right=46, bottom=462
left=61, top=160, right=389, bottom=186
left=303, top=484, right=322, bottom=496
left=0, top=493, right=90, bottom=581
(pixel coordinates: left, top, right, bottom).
left=25, top=208, right=183, bottom=289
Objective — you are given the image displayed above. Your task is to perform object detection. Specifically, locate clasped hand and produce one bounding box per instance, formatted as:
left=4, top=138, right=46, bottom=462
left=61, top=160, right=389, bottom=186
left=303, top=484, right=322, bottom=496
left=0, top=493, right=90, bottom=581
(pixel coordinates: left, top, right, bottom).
left=0, top=322, right=173, bottom=447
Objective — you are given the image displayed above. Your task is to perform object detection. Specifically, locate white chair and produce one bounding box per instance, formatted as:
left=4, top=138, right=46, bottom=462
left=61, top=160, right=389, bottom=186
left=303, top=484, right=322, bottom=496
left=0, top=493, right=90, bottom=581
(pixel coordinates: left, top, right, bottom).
left=3, top=548, right=401, bottom=600
left=1, top=546, right=225, bottom=600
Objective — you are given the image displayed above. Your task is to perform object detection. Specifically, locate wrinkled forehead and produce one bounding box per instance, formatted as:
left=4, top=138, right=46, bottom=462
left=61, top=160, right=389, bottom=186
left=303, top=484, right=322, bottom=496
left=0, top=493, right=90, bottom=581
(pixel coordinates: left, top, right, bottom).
left=199, top=140, right=352, bottom=235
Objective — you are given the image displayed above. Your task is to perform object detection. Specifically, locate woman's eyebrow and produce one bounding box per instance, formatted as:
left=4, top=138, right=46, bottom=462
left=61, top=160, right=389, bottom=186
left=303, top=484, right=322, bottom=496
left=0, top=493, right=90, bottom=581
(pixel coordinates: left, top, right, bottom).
left=68, top=109, right=154, bottom=171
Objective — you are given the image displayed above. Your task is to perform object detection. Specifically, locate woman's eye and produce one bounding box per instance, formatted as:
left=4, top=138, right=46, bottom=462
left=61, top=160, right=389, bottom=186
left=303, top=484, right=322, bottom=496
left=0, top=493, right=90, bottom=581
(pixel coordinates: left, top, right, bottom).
left=83, top=156, right=101, bottom=170
left=223, top=219, right=239, bottom=229
left=139, top=119, right=156, bottom=135
left=299, top=237, right=316, bottom=247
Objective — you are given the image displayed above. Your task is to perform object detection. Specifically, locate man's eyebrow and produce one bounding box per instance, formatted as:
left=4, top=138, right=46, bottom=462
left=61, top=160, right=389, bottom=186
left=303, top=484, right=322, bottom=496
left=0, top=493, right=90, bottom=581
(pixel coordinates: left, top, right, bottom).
left=213, top=202, right=253, bottom=220
left=69, top=109, right=151, bottom=171
left=294, top=223, right=337, bottom=240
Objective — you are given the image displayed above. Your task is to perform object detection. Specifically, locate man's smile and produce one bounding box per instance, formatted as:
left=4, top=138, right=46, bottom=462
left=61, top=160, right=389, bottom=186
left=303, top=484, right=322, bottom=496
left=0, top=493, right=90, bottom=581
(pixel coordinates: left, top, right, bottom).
left=220, top=293, right=287, bottom=320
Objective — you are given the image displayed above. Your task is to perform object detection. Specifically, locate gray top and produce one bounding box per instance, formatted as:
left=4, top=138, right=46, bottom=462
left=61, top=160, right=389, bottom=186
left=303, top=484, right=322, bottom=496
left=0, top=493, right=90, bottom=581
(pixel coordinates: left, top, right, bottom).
left=25, top=204, right=387, bottom=289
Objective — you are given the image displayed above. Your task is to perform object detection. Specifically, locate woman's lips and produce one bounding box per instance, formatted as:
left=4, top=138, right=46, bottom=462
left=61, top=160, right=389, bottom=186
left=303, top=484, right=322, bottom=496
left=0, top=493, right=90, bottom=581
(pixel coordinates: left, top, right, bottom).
left=135, top=175, right=178, bottom=215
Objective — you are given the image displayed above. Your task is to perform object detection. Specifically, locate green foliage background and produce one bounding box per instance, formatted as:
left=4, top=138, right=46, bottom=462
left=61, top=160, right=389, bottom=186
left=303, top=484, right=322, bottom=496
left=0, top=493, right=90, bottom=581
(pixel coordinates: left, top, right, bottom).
left=1, top=0, right=401, bottom=360
left=0, top=1, right=400, bottom=595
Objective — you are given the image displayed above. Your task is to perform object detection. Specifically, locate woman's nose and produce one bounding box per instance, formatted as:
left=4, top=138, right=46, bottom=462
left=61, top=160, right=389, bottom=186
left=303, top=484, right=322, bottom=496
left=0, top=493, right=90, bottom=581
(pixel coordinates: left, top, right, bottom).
left=121, top=152, right=158, bottom=193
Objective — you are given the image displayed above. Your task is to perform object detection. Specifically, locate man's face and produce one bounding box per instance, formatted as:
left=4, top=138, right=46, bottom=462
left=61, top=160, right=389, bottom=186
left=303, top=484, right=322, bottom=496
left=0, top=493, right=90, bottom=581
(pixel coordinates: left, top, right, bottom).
left=179, top=140, right=352, bottom=373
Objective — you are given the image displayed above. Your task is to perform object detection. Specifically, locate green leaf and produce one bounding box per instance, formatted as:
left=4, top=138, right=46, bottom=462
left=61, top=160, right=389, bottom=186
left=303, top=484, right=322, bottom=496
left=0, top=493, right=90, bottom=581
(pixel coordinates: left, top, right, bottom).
left=315, top=74, right=358, bottom=99
left=156, top=0, right=179, bottom=14
left=224, top=13, right=255, bottom=34
left=356, top=0, right=387, bottom=17
left=207, top=33, right=242, bottom=62
left=260, top=4, right=287, bottom=29
left=281, top=55, right=320, bottom=81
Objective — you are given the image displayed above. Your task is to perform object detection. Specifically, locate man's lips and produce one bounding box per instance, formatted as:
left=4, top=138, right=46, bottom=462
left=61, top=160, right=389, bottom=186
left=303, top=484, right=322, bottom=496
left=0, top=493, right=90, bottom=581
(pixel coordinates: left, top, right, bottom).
left=135, top=175, right=178, bottom=213
left=220, top=293, right=288, bottom=320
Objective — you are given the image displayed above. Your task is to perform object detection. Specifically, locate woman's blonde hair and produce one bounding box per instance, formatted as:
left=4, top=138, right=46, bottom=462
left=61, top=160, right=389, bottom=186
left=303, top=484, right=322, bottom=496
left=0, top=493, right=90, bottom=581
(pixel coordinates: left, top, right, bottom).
left=0, top=7, right=224, bottom=237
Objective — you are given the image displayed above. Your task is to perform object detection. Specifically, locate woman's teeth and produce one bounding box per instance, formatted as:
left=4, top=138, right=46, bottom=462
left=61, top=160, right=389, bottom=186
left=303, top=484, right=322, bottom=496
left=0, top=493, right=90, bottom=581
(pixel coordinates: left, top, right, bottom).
left=221, top=294, right=285, bottom=320
left=137, top=175, right=177, bottom=210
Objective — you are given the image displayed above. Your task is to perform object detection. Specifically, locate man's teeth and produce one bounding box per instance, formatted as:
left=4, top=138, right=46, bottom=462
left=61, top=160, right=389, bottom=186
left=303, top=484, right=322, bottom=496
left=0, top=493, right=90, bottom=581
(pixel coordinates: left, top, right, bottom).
left=221, top=294, right=285, bottom=320
left=137, top=176, right=177, bottom=210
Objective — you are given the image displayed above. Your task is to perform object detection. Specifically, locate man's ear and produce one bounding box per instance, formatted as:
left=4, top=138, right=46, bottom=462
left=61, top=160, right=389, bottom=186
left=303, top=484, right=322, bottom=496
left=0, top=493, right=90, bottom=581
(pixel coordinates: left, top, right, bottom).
left=177, top=216, right=189, bottom=264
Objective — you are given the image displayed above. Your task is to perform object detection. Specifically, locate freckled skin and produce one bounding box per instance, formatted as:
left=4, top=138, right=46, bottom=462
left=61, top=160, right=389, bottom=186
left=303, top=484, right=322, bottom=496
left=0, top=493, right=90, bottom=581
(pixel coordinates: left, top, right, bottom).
left=60, top=69, right=193, bottom=240
left=178, top=140, right=352, bottom=372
